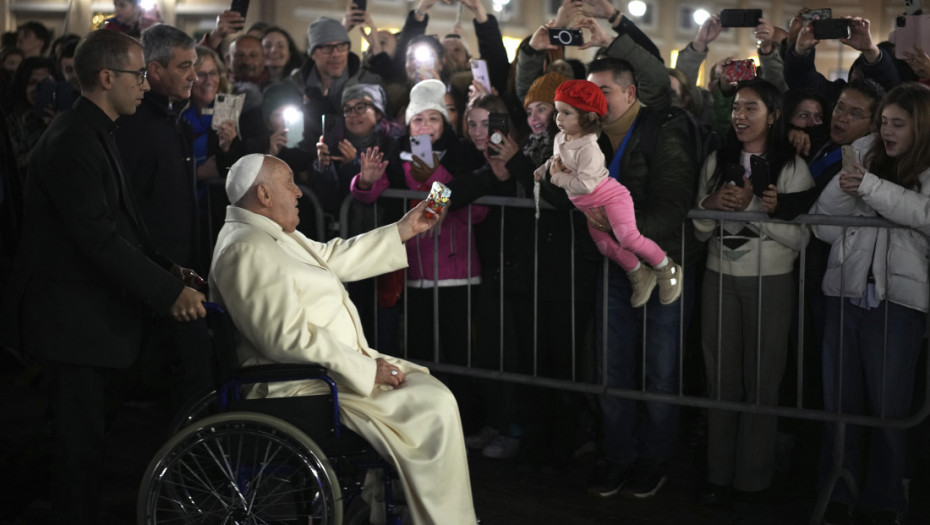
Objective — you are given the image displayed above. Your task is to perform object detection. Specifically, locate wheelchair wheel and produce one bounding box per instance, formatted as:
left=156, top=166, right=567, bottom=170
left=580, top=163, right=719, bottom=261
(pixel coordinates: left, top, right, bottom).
left=167, top=388, right=218, bottom=435
left=138, top=412, right=343, bottom=525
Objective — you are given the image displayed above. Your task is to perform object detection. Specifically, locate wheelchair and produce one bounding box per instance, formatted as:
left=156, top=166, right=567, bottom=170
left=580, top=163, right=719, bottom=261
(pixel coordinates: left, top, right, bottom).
left=137, top=303, right=403, bottom=524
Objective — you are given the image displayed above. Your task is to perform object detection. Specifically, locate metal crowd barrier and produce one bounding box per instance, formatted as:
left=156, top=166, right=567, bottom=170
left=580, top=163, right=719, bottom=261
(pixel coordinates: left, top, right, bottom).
left=338, top=190, right=930, bottom=524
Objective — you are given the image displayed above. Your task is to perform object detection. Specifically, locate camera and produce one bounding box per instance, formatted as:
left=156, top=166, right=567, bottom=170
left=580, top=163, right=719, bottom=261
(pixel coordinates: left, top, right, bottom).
left=547, top=28, right=584, bottom=46
left=719, top=9, right=763, bottom=28
left=801, top=8, right=832, bottom=21
left=812, top=18, right=850, bottom=40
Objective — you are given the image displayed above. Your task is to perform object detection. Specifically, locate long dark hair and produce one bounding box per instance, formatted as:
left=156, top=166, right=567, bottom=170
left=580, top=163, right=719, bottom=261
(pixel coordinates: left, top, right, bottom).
left=3, top=56, right=56, bottom=115
left=708, top=78, right=795, bottom=192
left=863, top=82, right=930, bottom=192
left=262, top=26, right=304, bottom=77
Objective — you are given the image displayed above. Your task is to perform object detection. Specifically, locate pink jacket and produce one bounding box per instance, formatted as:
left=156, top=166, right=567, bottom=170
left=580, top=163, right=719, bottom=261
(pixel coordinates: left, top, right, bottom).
left=351, top=161, right=488, bottom=288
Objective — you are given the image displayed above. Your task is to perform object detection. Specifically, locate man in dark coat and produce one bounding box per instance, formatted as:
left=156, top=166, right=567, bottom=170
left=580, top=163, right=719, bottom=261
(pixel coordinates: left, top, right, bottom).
left=115, top=23, right=212, bottom=406
left=0, top=29, right=205, bottom=523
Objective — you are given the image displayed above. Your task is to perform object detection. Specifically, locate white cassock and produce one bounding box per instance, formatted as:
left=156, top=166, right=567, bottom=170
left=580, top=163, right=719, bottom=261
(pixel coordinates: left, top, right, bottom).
left=209, top=205, right=476, bottom=524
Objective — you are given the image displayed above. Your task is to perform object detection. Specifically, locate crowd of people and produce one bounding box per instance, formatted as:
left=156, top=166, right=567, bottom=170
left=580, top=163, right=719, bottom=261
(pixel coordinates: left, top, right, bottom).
left=1, top=0, right=930, bottom=524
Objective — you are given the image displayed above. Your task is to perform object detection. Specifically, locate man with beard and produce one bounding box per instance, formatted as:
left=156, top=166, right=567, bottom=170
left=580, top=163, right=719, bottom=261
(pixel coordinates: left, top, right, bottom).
left=291, top=16, right=380, bottom=148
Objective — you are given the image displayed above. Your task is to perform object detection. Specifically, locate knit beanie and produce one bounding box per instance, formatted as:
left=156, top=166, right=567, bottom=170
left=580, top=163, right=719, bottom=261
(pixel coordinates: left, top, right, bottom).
left=342, top=83, right=387, bottom=117
left=405, top=79, right=450, bottom=124
left=554, top=79, right=607, bottom=117
left=524, top=71, right=571, bottom=108
left=307, top=16, right=350, bottom=55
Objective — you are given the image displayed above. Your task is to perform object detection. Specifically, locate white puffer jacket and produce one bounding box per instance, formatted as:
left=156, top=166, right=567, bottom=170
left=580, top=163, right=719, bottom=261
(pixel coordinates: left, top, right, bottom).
left=812, top=136, right=930, bottom=313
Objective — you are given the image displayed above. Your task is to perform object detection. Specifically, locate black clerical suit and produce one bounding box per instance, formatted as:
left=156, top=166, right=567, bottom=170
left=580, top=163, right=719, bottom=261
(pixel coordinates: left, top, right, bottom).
left=1, top=96, right=184, bottom=523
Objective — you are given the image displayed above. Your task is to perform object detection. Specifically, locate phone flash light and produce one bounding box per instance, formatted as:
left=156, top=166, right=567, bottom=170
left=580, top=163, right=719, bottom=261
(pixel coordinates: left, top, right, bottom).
left=282, top=106, right=301, bottom=124
left=139, top=0, right=157, bottom=11
left=413, top=45, right=433, bottom=63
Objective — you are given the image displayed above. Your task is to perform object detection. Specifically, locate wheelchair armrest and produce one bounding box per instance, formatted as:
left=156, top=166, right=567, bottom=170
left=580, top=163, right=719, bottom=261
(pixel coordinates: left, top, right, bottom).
left=219, top=364, right=347, bottom=437
left=234, top=364, right=330, bottom=383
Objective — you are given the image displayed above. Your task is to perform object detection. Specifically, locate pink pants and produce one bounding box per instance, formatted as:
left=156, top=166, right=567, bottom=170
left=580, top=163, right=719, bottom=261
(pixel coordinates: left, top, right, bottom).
left=570, top=177, right=666, bottom=272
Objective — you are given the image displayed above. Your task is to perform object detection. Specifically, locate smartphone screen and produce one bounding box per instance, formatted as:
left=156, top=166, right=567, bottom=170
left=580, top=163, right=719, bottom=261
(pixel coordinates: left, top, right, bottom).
left=283, top=106, right=304, bottom=148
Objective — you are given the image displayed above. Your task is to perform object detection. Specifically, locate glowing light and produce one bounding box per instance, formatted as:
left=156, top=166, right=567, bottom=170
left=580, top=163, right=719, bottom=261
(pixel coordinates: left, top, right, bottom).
left=283, top=106, right=301, bottom=124
left=413, top=45, right=434, bottom=63
left=140, top=0, right=157, bottom=11
left=628, top=1, right=647, bottom=18
left=693, top=9, right=710, bottom=26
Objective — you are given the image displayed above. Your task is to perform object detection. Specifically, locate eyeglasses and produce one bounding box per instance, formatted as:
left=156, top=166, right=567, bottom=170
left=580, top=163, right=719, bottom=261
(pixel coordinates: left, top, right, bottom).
left=343, top=102, right=373, bottom=116
left=196, top=70, right=220, bottom=81
left=315, top=42, right=350, bottom=55
left=108, top=67, right=148, bottom=85
left=833, top=101, right=870, bottom=121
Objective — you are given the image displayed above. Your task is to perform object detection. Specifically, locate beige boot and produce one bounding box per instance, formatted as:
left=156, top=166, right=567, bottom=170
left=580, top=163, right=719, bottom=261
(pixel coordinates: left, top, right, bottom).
left=627, top=263, right=657, bottom=308
left=654, top=259, right=683, bottom=305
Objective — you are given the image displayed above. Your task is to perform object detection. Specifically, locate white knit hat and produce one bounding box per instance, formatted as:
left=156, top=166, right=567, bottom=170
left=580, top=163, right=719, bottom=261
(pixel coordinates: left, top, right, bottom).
left=405, top=79, right=449, bottom=125
left=226, top=154, right=267, bottom=204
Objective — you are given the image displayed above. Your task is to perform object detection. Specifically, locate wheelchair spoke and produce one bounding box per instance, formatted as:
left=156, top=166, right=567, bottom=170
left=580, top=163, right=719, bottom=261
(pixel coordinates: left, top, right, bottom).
left=140, top=413, right=341, bottom=525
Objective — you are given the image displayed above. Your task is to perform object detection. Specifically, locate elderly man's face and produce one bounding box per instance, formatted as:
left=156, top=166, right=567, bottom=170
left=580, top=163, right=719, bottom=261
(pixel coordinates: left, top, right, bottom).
left=262, top=159, right=303, bottom=233
left=310, top=41, right=350, bottom=82
left=228, top=38, right=264, bottom=81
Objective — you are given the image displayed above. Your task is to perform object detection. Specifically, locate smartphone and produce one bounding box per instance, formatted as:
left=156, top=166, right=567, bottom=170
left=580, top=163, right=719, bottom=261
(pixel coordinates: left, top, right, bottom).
left=548, top=28, right=584, bottom=46
left=841, top=144, right=860, bottom=171
left=894, top=14, right=930, bottom=59
left=723, top=59, right=757, bottom=83
left=354, top=0, right=367, bottom=11
left=470, top=59, right=491, bottom=93
left=812, top=18, right=850, bottom=40
left=486, top=112, right=509, bottom=156
left=230, top=0, right=250, bottom=18
left=724, top=163, right=746, bottom=187
left=719, top=9, right=763, bottom=28
left=801, top=8, right=832, bottom=22
left=749, top=155, right=770, bottom=198
left=283, top=106, right=304, bottom=148
left=412, top=45, right=436, bottom=80
left=410, top=134, right=434, bottom=167
left=32, top=77, right=56, bottom=118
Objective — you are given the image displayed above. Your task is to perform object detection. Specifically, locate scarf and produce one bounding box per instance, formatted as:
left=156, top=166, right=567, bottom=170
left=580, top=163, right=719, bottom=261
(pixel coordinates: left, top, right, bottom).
left=602, top=103, right=641, bottom=152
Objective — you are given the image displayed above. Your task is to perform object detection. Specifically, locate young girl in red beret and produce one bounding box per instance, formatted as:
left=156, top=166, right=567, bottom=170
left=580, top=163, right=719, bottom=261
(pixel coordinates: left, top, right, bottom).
left=534, top=79, right=682, bottom=307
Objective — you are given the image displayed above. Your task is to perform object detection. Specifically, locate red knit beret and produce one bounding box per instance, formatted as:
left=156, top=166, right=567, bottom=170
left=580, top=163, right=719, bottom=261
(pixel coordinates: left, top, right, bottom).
left=554, top=79, right=607, bottom=117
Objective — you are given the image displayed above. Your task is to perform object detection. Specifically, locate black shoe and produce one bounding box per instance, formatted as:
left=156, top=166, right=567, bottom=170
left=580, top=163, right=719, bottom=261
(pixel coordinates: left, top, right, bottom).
left=868, top=510, right=901, bottom=525
left=621, top=461, right=668, bottom=499
left=699, top=483, right=730, bottom=506
left=587, top=461, right=631, bottom=498
left=823, top=501, right=853, bottom=525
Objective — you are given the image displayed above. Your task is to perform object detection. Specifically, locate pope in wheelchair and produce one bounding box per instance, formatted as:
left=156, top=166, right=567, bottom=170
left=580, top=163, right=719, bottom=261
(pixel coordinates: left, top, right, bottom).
left=205, top=153, right=476, bottom=523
